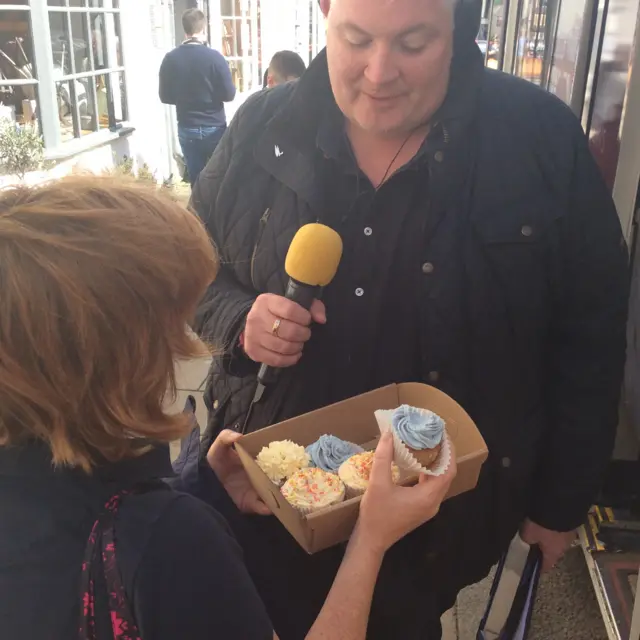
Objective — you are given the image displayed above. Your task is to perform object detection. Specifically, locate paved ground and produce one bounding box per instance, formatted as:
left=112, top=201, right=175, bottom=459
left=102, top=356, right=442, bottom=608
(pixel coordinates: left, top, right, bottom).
left=171, top=357, right=608, bottom=639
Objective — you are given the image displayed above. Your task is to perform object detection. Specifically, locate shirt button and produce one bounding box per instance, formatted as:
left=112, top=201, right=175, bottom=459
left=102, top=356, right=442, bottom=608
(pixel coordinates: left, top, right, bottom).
left=422, top=262, right=434, bottom=274
left=434, top=150, right=444, bottom=163
left=501, top=457, right=511, bottom=468
left=521, top=225, right=533, bottom=237
left=355, top=287, right=364, bottom=297
left=427, top=371, right=440, bottom=383
left=213, top=399, right=220, bottom=410
left=364, top=227, right=373, bottom=236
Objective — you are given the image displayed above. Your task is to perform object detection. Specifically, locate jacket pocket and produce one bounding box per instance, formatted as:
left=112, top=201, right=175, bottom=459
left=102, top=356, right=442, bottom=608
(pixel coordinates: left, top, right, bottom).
left=470, top=196, right=564, bottom=317
left=470, top=195, right=563, bottom=245
left=250, top=208, right=272, bottom=289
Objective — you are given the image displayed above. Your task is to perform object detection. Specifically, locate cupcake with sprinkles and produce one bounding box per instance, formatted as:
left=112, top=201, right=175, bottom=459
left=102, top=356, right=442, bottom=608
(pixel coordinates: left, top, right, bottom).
left=306, top=434, right=363, bottom=473
left=281, top=467, right=346, bottom=515
left=256, top=440, right=310, bottom=486
left=338, top=451, right=400, bottom=499
left=375, top=405, right=451, bottom=475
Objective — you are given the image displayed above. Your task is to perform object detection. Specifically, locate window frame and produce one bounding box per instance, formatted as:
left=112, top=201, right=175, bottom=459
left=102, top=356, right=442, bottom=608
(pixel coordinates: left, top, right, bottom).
left=0, top=0, right=129, bottom=151
left=221, top=0, right=261, bottom=93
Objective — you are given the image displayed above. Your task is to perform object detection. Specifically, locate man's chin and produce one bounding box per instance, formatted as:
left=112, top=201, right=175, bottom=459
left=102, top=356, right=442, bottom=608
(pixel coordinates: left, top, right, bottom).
left=353, top=117, right=410, bottom=138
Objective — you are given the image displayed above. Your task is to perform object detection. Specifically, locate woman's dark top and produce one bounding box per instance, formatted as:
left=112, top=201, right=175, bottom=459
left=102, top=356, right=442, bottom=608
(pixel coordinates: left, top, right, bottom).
left=0, top=440, right=273, bottom=639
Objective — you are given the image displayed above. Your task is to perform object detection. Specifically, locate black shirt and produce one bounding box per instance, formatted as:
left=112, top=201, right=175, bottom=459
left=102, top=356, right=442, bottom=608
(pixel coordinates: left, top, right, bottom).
left=0, top=442, right=272, bottom=640
left=159, top=41, right=236, bottom=128
left=302, top=105, right=429, bottom=405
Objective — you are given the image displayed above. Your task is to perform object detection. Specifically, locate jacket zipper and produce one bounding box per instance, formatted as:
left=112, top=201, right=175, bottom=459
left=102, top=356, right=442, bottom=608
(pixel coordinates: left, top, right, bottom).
left=251, top=208, right=271, bottom=289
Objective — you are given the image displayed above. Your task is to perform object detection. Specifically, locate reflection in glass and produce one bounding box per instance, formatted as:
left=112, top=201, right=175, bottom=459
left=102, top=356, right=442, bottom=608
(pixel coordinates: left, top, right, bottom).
left=49, top=11, right=72, bottom=75
left=47, top=0, right=66, bottom=5
left=56, top=80, right=77, bottom=141
left=485, top=0, right=506, bottom=69
left=95, top=74, right=108, bottom=126
left=547, top=0, right=590, bottom=105
left=78, top=76, right=97, bottom=135
left=221, top=0, right=235, bottom=16
left=0, top=8, right=37, bottom=131
left=588, top=0, right=638, bottom=190
left=70, top=12, right=92, bottom=72
left=513, top=0, right=548, bottom=84
left=91, top=12, right=108, bottom=68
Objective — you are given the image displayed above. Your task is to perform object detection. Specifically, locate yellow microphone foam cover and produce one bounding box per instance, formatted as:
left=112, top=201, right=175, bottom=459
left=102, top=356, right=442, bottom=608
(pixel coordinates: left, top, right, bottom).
left=284, top=223, right=343, bottom=287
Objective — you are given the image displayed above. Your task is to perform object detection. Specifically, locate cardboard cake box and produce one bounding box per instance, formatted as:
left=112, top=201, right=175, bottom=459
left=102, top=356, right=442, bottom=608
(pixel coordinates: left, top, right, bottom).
left=235, top=382, right=488, bottom=554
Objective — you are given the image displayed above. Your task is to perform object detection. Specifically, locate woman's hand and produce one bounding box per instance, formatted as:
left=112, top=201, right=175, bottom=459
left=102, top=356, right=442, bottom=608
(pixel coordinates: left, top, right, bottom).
left=355, top=432, right=457, bottom=555
left=206, top=429, right=271, bottom=516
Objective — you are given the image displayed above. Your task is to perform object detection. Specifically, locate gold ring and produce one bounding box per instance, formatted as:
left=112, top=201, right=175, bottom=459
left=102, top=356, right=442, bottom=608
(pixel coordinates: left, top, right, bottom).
left=271, top=318, right=282, bottom=338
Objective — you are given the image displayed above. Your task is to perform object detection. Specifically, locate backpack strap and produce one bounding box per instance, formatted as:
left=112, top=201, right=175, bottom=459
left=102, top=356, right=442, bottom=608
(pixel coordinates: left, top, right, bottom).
left=78, top=482, right=169, bottom=640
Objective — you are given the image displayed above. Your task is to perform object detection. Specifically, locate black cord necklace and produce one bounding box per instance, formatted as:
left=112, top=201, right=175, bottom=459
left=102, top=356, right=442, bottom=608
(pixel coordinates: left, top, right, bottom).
left=376, top=127, right=419, bottom=189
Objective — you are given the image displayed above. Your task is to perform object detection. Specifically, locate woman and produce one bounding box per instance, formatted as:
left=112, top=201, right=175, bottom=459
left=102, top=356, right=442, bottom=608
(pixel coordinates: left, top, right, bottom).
left=0, top=176, right=455, bottom=639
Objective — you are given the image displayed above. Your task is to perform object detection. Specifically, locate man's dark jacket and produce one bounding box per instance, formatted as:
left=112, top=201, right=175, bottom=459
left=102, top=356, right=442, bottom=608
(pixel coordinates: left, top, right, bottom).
left=190, top=42, right=629, bottom=639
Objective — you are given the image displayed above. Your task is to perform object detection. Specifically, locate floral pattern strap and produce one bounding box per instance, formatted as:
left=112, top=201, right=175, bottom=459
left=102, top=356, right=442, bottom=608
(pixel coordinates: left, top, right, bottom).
left=79, top=490, right=142, bottom=640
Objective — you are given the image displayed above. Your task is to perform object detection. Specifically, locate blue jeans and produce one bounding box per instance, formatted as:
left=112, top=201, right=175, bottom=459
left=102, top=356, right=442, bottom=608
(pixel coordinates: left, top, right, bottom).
left=178, top=125, right=226, bottom=186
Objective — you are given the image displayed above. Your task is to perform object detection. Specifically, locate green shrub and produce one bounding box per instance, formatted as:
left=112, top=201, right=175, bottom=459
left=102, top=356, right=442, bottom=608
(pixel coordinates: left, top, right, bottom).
left=0, top=120, right=44, bottom=179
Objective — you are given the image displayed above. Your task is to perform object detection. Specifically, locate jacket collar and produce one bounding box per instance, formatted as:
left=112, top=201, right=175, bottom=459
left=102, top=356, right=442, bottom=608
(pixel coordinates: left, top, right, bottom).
left=254, top=42, right=485, bottom=211
left=0, top=440, right=175, bottom=485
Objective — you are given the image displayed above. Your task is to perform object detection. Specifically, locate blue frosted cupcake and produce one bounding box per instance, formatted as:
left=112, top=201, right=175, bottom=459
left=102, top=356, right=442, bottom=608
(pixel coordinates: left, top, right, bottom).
left=306, top=434, right=363, bottom=473
left=391, top=405, right=445, bottom=469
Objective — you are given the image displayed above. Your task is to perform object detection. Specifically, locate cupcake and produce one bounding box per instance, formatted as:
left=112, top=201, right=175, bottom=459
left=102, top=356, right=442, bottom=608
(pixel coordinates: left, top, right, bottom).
left=306, top=434, right=364, bottom=473
left=281, top=467, right=346, bottom=514
left=338, top=451, right=400, bottom=499
left=256, top=440, right=310, bottom=486
left=391, top=405, right=445, bottom=469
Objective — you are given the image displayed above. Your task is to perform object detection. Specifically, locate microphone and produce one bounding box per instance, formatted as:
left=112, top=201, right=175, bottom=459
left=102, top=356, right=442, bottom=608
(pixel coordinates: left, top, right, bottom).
left=251, top=223, right=343, bottom=404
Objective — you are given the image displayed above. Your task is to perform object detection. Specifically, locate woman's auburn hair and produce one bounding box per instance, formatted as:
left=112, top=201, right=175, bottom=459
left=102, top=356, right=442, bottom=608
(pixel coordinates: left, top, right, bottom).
left=0, top=175, right=218, bottom=471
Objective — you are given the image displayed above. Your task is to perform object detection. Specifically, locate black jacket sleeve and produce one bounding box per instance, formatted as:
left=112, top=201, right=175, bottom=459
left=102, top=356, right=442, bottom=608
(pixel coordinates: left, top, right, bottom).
left=190, top=88, right=293, bottom=374
left=189, top=103, right=257, bottom=364
left=528, top=123, right=629, bottom=532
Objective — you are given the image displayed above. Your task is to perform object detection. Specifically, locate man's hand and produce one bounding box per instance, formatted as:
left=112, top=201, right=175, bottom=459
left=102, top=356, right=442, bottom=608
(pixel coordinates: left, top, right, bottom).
left=243, top=293, right=326, bottom=368
left=520, top=518, right=576, bottom=571
left=206, top=429, right=271, bottom=516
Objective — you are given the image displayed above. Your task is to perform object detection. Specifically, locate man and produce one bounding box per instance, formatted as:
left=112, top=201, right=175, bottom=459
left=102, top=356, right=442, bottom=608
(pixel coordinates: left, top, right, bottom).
left=159, top=9, right=235, bottom=186
left=263, top=50, right=307, bottom=88
left=191, top=0, right=629, bottom=637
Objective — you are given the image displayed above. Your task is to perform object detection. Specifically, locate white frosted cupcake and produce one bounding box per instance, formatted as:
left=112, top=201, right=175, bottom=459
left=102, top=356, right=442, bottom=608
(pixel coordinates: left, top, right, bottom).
left=281, top=467, right=346, bottom=514
left=338, top=451, right=400, bottom=499
left=256, top=440, right=310, bottom=486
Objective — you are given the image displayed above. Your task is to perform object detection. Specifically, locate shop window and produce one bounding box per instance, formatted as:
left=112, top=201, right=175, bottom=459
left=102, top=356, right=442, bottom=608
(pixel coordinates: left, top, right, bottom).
left=587, top=0, right=639, bottom=190
left=308, top=0, right=326, bottom=63
left=484, top=0, right=507, bottom=70
left=513, top=0, right=549, bottom=84
left=48, top=0, right=126, bottom=142
left=0, top=5, right=39, bottom=133
left=547, top=0, right=593, bottom=107
left=0, top=0, right=131, bottom=152
left=221, top=0, right=261, bottom=93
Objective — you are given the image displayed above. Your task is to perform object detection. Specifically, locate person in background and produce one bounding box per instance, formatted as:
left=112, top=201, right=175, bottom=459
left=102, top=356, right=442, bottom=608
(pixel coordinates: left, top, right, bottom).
left=0, top=175, right=456, bottom=640
left=159, top=9, right=235, bottom=186
left=190, top=0, right=629, bottom=637
left=263, top=50, right=307, bottom=89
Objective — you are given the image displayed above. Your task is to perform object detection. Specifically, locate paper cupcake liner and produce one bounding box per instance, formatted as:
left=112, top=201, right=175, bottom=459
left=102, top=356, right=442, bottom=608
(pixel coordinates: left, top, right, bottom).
left=374, top=409, right=452, bottom=476
left=343, top=484, right=366, bottom=500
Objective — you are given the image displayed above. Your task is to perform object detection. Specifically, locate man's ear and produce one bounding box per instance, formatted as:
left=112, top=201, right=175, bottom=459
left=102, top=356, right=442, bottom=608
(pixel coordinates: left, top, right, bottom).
left=319, top=0, right=330, bottom=17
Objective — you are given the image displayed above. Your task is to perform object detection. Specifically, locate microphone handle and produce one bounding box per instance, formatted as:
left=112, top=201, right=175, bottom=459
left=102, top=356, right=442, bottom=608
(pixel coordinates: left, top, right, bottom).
left=257, top=280, right=321, bottom=387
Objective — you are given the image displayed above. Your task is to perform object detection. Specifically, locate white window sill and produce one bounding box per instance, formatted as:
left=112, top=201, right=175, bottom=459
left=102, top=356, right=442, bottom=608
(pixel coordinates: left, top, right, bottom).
left=44, top=125, right=136, bottom=162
